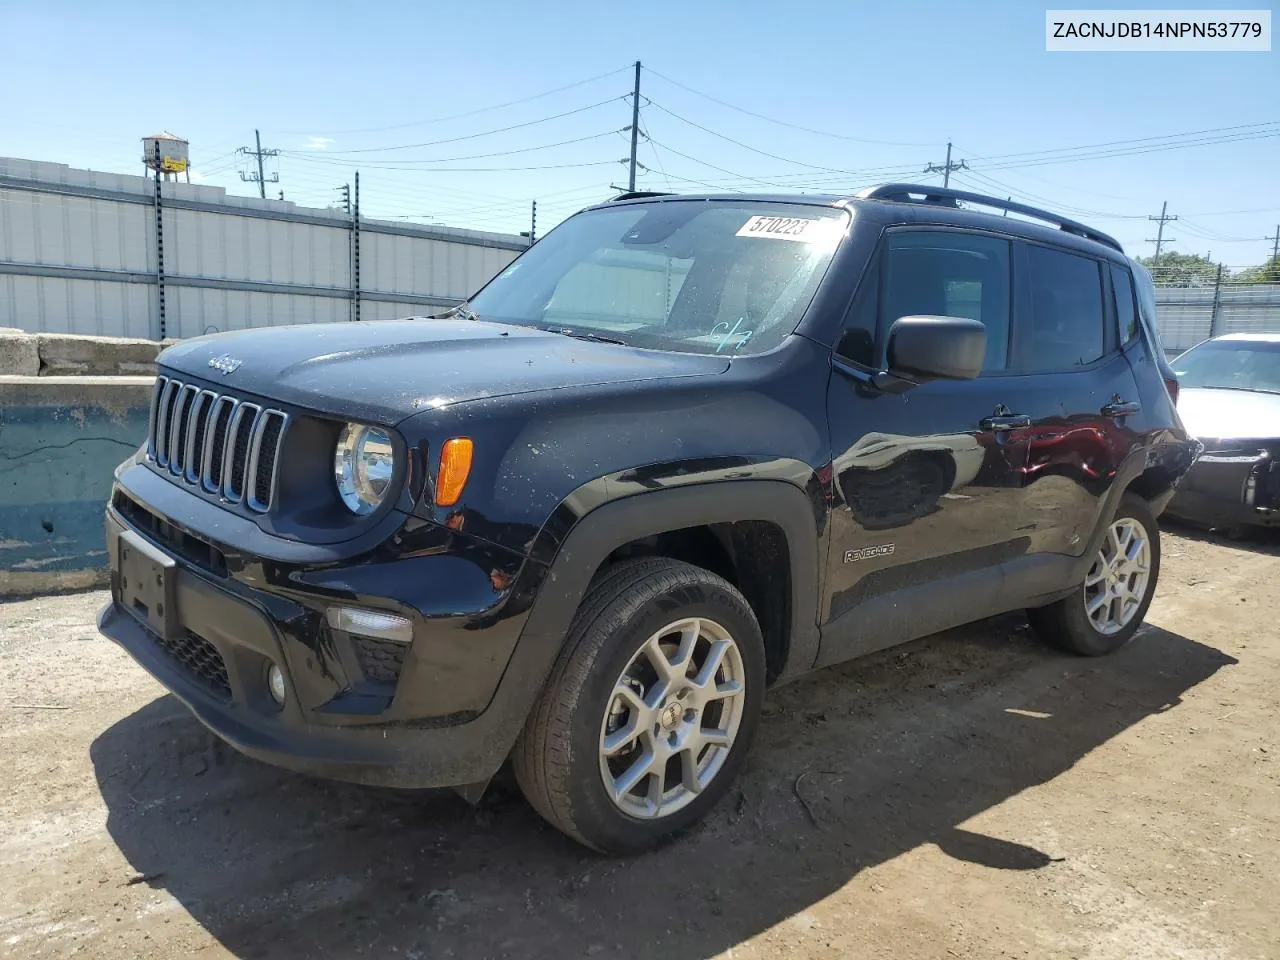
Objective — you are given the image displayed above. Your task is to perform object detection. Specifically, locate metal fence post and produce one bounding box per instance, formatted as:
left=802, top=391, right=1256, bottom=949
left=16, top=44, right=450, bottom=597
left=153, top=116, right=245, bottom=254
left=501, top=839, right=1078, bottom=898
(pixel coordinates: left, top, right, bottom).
left=1208, top=263, right=1224, bottom=338
left=153, top=142, right=167, bottom=340
left=353, top=171, right=361, bottom=322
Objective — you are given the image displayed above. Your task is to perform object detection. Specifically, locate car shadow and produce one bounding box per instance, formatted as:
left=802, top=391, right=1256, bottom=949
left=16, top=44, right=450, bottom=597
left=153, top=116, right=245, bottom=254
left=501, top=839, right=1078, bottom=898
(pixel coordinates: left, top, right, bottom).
left=91, top=617, right=1235, bottom=960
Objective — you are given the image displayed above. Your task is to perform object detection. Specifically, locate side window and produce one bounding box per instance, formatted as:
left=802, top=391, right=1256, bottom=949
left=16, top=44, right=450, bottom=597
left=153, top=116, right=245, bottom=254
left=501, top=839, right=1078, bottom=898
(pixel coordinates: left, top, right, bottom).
left=881, top=231, right=1011, bottom=372
left=1110, top=262, right=1139, bottom=343
left=1022, top=245, right=1106, bottom=369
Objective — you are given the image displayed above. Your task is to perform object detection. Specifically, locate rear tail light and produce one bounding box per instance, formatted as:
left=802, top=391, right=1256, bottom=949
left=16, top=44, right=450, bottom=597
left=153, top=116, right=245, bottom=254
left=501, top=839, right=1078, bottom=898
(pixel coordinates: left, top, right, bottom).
left=1163, top=376, right=1179, bottom=405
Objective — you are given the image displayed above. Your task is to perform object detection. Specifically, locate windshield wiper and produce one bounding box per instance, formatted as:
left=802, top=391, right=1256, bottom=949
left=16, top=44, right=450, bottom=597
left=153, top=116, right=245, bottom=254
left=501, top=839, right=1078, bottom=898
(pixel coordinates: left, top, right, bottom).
left=539, top=326, right=626, bottom=345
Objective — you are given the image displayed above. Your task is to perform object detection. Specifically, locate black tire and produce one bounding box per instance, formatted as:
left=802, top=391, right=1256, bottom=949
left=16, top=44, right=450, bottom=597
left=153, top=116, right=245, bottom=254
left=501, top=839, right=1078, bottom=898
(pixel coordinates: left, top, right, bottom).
left=1028, top=493, right=1161, bottom=656
left=513, top=557, right=766, bottom=854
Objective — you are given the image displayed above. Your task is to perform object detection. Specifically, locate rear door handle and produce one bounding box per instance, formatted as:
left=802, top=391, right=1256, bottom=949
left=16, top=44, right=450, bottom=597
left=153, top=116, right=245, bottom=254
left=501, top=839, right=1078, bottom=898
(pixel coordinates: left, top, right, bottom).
left=980, top=414, right=1031, bottom=432
left=1101, top=399, right=1142, bottom=417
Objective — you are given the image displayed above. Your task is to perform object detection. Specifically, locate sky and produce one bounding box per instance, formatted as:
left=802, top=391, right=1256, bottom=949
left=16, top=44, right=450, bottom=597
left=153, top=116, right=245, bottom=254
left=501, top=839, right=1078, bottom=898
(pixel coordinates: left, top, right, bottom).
left=1, top=0, right=1277, bottom=268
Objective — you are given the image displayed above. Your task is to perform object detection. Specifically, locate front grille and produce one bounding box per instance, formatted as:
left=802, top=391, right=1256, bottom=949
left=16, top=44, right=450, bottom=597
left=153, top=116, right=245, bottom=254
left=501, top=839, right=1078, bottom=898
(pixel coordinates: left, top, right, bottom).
left=113, top=491, right=228, bottom=577
left=147, top=376, right=288, bottom=513
left=152, top=628, right=232, bottom=701
left=353, top=635, right=408, bottom=686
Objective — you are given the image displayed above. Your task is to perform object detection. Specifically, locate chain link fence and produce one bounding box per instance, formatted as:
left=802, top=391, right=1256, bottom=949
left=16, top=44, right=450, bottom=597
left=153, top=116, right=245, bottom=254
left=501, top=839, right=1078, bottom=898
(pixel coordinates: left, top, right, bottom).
left=1150, top=266, right=1280, bottom=356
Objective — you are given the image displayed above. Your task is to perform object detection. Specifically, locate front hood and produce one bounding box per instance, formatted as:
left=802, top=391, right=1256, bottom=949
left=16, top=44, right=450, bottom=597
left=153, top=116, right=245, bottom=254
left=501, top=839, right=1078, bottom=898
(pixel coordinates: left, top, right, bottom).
left=157, top=319, right=730, bottom=423
left=1177, top=387, right=1280, bottom=443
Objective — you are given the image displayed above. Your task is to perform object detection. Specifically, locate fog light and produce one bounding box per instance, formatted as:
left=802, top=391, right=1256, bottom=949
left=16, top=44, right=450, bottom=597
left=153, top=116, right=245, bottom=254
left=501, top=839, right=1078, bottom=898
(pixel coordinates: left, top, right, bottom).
left=326, top=606, right=413, bottom=643
left=267, top=663, right=287, bottom=705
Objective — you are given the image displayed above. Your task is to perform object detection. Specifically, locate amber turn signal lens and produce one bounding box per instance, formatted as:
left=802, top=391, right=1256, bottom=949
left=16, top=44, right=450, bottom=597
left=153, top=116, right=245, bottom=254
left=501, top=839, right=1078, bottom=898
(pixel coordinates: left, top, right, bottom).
left=435, top=438, right=474, bottom=507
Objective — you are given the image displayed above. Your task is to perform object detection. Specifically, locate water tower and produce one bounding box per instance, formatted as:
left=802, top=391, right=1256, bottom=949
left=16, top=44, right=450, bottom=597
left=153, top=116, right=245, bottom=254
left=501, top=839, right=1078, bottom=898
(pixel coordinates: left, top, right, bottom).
left=141, top=131, right=190, bottom=182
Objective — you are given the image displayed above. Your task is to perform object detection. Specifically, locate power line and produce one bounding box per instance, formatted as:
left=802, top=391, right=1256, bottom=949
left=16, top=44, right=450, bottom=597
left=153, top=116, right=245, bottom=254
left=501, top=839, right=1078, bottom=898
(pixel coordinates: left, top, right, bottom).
left=979, top=129, right=1280, bottom=172
left=279, top=152, right=622, bottom=174
left=310, top=97, right=625, bottom=155
left=278, top=130, right=622, bottom=167
left=642, top=66, right=936, bottom=146
left=276, top=66, right=633, bottom=137
left=966, top=120, right=1278, bottom=163
left=643, top=122, right=674, bottom=191
left=644, top=99, right=885, bottom=174
left=641, top=138, right=807, bottom=188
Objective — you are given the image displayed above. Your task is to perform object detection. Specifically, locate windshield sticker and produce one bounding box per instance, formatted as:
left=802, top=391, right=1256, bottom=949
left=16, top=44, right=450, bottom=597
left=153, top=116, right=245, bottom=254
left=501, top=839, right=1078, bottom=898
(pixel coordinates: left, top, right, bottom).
left=711, top=319, right=754, bottom=353
left=736, top=215, right=836, bottom=243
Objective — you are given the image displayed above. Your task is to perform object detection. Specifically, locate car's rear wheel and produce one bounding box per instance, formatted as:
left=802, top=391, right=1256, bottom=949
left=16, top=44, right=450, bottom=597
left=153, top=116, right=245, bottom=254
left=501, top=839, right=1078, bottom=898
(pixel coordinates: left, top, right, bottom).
left=513, top=557, right=765, bottom=854
left=1028, top=493, right=1161, bottom=656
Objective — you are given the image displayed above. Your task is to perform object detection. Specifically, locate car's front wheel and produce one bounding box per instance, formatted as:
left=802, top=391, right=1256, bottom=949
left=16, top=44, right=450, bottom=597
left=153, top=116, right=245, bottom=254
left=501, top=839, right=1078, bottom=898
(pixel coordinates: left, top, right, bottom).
left=513, top=557, right=765, bottom=854
left=1028, top=493, right=1161, bottom=656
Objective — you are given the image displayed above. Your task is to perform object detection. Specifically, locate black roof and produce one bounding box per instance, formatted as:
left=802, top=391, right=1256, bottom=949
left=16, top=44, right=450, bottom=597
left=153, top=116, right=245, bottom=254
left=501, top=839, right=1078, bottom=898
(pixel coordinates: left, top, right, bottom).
left=599, top=183, right=1125, bottom=257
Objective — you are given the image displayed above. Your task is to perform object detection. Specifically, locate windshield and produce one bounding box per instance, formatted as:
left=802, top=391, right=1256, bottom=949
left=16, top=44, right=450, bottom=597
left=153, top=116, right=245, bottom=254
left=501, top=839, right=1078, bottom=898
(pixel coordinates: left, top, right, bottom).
left=465, top=200, right=848, bottom=356
left=1172, top=339, right=1280, bottom=394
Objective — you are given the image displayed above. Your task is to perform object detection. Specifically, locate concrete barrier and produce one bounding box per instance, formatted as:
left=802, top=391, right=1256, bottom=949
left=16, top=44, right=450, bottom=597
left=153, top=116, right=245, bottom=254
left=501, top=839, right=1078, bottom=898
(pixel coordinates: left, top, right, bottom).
left=37, top=333, right=166, bottom=376
left=0, top=329, right=172, bottom=377
left=0, top=375, right=153, bottom=596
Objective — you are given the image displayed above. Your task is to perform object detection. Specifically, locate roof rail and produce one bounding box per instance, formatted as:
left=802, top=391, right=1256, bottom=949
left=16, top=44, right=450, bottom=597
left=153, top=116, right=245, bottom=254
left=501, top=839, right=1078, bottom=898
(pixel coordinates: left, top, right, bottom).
left=608, top=190, right=675, bottom=202
left=853, top=183, right=1123, bottom=252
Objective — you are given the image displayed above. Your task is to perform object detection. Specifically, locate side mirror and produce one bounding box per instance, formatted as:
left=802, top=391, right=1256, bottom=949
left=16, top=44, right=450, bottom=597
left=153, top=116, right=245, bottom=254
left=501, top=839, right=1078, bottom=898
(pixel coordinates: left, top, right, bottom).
left=886, top=315, right=986, bottom=383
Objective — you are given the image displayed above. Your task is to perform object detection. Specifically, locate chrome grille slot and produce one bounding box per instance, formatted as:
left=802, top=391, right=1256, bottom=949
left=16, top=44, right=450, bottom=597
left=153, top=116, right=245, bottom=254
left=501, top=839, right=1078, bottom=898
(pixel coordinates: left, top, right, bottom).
left=223, top=403, right=261, bottom=503
left=247, top=411, right=287, bottom=512
left=146, top=376, right=168, bottom=460
left=202, top=397, right=236, bottom=492
left=145, top=378, right=287, bottom=515
left=154, top=379, right=180, bottom=466
left=184, top=391, right=215, bottom=483
left=168, top=385, right=199, bottom=475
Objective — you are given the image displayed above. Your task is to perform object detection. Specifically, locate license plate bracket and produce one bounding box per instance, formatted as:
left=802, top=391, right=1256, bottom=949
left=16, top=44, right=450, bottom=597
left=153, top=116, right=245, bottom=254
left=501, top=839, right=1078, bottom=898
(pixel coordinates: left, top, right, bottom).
left=118, top=529, right=179, bottom=640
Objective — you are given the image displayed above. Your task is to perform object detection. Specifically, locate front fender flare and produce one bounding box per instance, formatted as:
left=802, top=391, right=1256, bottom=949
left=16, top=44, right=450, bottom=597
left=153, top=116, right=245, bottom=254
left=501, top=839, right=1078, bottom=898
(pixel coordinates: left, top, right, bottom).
left=466, top=480, right=823, bottom=781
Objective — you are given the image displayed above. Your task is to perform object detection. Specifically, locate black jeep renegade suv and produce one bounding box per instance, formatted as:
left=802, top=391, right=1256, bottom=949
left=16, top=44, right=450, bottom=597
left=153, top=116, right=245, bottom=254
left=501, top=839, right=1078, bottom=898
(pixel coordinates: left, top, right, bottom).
left=98, top=184, right=1198, bottom=853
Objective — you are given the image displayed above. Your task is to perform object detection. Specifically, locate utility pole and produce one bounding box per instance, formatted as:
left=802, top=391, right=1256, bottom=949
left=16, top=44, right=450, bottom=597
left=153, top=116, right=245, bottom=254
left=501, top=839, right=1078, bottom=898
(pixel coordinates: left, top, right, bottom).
left=1146, top=201, right=1177, bottom=265
left=924, top=141, right=967, bottom=188
left=239, top=129, right=280, bottom=199
left=628, top=60, right=642, bottom=192
left=1268, top=224, right=1280, bottom=263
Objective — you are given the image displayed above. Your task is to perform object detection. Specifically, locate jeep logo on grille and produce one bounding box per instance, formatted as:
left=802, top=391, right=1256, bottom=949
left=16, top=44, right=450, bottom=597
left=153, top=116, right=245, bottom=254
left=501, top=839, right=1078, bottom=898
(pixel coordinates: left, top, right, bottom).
left=208, top=354, right=242, bottom=375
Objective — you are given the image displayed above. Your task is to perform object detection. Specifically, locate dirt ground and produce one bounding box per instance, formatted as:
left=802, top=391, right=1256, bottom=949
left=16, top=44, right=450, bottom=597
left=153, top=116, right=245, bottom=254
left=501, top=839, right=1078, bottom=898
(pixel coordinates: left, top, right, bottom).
left=1, top=523, right=1277, bottom=960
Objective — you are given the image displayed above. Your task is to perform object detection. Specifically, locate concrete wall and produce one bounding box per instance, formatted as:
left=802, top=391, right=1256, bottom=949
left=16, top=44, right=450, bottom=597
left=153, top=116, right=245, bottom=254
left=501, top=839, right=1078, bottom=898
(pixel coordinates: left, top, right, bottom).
left=0, top=156, right=528, bottom=339
left=0, top=374, right=152, bottom=595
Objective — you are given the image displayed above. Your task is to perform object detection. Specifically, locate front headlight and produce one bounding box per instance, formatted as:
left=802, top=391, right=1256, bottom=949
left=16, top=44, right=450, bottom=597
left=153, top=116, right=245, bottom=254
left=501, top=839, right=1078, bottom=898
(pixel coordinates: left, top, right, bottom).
left=334, top=423, right=397, bottom=515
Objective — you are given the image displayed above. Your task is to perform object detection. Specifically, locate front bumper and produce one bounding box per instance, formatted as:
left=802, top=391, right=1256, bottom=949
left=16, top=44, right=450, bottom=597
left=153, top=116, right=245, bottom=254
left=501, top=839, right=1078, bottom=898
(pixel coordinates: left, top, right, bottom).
left=98, top=486, right=542, bottom=789
left=1166, top=446, right=1280, bottom=529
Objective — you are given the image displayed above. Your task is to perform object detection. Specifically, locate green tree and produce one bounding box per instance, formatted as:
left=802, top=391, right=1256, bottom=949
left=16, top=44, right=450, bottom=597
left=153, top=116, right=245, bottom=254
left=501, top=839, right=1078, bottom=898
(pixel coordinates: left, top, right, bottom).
left=1136, top=251, right=1223, bottom=287
left=1235, top=255, right=1280, bottom=284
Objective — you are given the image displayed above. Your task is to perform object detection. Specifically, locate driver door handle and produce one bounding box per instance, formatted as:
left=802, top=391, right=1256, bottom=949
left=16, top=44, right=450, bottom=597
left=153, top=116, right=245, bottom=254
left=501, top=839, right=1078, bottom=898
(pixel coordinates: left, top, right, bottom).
left=1101, top=398, right=1142, bottom=417
left=980, top=413, right=1031, bottom=432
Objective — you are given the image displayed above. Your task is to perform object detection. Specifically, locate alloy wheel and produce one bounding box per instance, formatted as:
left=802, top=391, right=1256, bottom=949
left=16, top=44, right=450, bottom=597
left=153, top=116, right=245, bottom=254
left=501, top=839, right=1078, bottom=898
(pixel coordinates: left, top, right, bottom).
left=597, top=617, right=747, bottom=820
left=1084, top=516, right=1153, bottom=636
